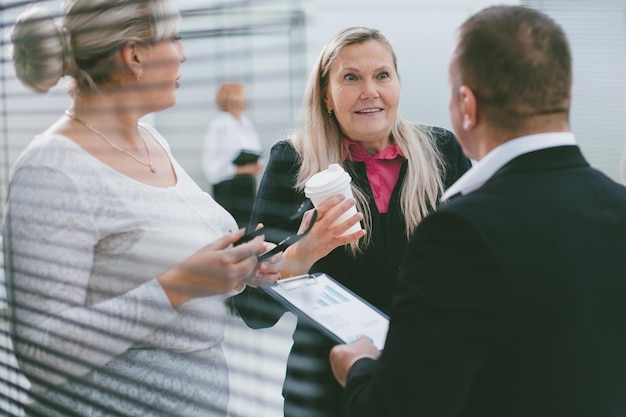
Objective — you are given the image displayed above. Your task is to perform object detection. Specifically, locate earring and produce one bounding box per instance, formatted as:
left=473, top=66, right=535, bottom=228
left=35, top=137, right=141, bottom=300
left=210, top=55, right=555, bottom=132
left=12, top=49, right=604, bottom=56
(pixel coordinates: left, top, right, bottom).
left=327, top=109, right=334, bottom=116
left=136, top=73, right=142, bottom=81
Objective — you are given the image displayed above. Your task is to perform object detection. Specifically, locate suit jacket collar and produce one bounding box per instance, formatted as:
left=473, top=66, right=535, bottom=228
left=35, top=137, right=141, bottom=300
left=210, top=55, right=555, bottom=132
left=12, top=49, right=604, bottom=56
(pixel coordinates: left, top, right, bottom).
left=441, top=132, right=577, bottom=201
left=489, top=144, right=589, bottom=181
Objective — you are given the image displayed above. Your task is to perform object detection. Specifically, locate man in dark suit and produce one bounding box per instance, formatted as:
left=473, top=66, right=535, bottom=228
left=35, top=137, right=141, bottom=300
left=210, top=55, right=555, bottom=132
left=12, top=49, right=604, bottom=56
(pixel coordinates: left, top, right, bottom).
left=329, top=5, right=626, bottom=417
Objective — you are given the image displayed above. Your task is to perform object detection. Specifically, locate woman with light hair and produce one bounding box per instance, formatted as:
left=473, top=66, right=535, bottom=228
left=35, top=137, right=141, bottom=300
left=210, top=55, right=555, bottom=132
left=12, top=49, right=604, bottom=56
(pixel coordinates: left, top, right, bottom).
left=4, top=1, right=281, bottom=416
left=234, top=26, right=471, bottom=417
left=202, top=82, right=263, bottom=227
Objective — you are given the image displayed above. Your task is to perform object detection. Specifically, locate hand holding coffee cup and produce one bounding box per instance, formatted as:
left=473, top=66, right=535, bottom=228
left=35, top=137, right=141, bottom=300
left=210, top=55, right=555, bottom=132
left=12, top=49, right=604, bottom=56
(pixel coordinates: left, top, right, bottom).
left=275, top=193, right=364, bottom=278
left=304, top=164, right=363, bottom=236
left=277, top=164, right=365, bottom=278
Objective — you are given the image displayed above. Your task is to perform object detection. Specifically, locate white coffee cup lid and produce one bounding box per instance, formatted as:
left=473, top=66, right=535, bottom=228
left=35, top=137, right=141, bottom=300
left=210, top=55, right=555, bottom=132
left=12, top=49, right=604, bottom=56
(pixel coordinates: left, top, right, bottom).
left=304, top=164, right=351, bottom=195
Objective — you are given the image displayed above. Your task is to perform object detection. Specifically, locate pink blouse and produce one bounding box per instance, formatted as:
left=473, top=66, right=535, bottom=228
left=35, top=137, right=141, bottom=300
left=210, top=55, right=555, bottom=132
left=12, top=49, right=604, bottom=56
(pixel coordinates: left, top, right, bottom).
left=343, top=139, right=405, bottom=213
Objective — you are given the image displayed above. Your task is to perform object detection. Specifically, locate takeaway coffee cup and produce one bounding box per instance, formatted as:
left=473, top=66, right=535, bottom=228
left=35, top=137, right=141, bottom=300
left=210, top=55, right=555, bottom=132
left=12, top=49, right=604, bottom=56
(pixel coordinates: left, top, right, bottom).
left=304, top=164, right=362, bottom=235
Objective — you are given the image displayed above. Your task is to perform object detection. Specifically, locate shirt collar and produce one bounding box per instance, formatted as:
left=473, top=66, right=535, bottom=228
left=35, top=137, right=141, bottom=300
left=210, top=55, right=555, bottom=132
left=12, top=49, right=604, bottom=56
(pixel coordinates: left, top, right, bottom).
left=342, top=138, right=404, bottom=162
left=441, top=132, right=577, bottom=201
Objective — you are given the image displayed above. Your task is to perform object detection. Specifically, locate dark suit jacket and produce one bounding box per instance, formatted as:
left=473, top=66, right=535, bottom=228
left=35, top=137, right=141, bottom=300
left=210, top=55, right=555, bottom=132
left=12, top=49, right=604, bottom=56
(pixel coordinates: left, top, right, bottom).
left=344, top=145, right=626, bottom=417
left=235, top=127, right=471, bottom=417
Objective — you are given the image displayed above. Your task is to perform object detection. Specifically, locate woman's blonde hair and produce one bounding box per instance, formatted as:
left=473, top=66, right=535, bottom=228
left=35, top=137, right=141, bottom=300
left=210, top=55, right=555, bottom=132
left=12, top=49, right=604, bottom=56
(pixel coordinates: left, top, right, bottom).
left=291, top=26, right=445, bottom=252
left=10, top=0, right=181, bottom=95
left=215, top=82, right=245, bottom=112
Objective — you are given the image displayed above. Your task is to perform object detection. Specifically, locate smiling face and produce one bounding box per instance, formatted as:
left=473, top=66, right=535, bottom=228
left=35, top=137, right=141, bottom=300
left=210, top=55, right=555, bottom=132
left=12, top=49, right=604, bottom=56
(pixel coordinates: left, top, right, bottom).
left=324, top=39, right=400, bottom=154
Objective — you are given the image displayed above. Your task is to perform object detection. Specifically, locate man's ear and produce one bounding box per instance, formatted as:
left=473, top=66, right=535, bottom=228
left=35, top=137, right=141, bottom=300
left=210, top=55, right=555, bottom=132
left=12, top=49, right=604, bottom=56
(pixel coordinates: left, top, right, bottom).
left=120, top=40, right=143, bottom=80
left=459, top=85, right=478, bottom=130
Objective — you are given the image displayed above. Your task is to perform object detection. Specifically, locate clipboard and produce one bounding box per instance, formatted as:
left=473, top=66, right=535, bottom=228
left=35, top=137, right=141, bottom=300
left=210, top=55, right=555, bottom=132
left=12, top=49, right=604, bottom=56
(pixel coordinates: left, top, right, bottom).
left=232, top=150, right=262, bottom=166
left=260, top=273, right=389, bottom=350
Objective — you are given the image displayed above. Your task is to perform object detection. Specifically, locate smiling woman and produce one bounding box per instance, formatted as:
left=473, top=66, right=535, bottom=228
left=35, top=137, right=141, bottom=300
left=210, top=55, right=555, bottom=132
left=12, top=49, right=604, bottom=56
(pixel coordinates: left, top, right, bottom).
left=324, top=39, right=401, bottom=154
left=3, top=0, right=282, bottom=416
left=233, top=26, right=472, bottom=417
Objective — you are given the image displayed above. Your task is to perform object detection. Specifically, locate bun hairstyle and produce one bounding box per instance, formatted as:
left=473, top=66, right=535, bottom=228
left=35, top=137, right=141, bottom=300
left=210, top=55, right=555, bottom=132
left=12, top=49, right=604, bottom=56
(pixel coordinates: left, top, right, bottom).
left=10, top=7, right=72, bottom=93
left=10, top=0, right=181, bottom=95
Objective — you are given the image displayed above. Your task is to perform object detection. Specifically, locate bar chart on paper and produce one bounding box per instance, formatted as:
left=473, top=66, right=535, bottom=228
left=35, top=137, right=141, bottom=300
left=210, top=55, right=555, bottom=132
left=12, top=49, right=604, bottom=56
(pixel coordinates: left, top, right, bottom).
left=268, top=274, right=390, bottom=349
left=316, top=285, right=350, bottom=308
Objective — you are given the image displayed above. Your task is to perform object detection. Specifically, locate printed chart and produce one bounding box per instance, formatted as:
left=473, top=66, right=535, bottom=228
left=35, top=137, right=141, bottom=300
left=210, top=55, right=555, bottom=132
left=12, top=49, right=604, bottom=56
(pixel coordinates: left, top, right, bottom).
left=269, top=274, right=389, bottom=349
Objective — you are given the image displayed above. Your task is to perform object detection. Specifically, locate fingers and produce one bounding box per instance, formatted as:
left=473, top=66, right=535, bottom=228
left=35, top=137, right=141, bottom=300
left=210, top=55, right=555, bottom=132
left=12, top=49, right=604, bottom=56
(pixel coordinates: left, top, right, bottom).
left=320, top=196, right=355, bottom=225
left=200, top=235, right=264, bottom=282
left=316, top=194, right=346, bottom=214
left=286, top=195, right=361, bottom=266
left=352, top=335, right=380, bottom=354
left=313, top=196, right=362, bottom=240
left=261, top=241, right=277, bottom=253
left=242, top=234, right=266, bottom=252
left=329, top=343, right=351, bottom=388
left=226, top=236, right=284, bottom=286
left=160, top=233, right=272, bottom=307
left=329, top=336, right=381, bottom=387
left=256, top=251, right=283, bottom=282
left=226, top=235, right=265, bottom=264
left=207, top=229, right=246, bottom=250
left=329, top=197, right=358, bottom=221
left=334, top=213, right=366, bottom=243
left=297, top=210, right=314, bottom=234
left=233, top=224, right=267, bottom=246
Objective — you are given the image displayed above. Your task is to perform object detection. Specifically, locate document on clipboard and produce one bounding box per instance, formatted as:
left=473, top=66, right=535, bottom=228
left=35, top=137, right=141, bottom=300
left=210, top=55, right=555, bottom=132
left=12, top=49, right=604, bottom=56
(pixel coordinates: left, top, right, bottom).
left=260, top=273, right=389, bottom=350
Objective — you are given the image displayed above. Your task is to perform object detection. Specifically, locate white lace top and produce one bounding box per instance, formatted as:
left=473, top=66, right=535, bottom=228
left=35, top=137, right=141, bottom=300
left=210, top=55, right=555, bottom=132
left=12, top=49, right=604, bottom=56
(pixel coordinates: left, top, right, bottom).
left=4, top=124, right=239, bottom=393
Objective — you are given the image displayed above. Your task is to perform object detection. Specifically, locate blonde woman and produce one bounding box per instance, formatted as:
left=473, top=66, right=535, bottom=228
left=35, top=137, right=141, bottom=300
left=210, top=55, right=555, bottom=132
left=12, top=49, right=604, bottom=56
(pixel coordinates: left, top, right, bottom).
left=202, top=82, right=263, bottom=226
left=234, top=26, right=471, bottom=417
left=4, top=1, right=281, bottom=416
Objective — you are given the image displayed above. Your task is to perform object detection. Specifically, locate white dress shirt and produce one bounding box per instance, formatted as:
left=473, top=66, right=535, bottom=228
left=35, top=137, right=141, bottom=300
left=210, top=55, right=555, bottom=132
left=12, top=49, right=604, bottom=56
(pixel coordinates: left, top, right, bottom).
left=5, top=124, right=240, bottom=395
left=202, top=111, right=262, bottom=184
left=441, top=132, right=577, bottom=201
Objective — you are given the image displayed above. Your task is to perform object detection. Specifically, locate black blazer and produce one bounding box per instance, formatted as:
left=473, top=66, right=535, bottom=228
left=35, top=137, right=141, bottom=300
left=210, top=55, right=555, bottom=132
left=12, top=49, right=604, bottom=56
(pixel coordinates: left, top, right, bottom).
left=234, top=126, right=471, bottom=417
left=344, top=145, right=626, bottom=417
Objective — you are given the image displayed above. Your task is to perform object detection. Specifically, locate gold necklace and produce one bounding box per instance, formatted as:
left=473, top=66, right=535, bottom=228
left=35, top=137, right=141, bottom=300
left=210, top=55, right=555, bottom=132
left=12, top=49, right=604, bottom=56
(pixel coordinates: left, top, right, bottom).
left=64, top=110, right=156, bottom=173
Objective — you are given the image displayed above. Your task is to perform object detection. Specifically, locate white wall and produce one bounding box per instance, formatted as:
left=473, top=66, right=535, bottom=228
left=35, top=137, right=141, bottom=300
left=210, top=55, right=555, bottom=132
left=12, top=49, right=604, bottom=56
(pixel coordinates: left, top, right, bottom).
left=3, top=0, right=626, bottom=203
left=525, top=0, right=626, bottom=182
left=304, top=9, right=467, bottom=130
left=302, top=1, right=520, bottom=131
left=0, top=0, right=522, bottom=201
left=162, top=0, right=521, bottom=190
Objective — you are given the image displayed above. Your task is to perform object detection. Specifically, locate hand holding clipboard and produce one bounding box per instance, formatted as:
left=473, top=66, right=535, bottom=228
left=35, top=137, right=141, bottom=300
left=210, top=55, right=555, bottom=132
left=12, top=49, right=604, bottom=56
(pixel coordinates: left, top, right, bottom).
left=260, top=273, right=389, bottom=350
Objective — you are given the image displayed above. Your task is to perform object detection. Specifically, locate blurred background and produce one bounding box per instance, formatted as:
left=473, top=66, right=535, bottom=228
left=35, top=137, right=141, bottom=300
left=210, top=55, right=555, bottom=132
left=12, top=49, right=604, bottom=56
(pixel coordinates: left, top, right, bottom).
left=1, top=0, right=625, bottom=416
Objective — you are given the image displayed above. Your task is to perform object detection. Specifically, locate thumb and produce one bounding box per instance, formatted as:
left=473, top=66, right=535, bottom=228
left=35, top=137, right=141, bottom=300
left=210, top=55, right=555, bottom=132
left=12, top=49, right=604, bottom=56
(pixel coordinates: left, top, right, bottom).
left=207, top=229, right=246, bottom=250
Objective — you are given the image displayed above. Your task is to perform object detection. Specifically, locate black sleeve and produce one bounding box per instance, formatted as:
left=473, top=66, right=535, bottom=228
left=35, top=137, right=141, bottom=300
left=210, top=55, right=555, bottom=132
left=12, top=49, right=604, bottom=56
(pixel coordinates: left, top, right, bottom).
left=343, top=211, right=506, bottom=416
left=248, top=140, right=304, bottom=242
left=234, top=140, right=304, bottom=329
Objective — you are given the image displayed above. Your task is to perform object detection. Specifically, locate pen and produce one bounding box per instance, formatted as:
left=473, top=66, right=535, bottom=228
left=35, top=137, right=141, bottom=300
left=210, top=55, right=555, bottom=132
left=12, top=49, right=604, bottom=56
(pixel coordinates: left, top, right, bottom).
left=276, top=274, right=314, bottom=284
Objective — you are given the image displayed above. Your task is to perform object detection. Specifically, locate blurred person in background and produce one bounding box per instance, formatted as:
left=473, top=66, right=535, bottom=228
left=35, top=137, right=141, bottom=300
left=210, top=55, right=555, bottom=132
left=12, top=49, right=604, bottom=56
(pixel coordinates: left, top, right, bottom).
left=203, top=82, right=264, bottom=227
left=3, top=1, right=281, bottom=416
left=330, top=6, right=626, bottom=417
left=234, top=26, right=471, bottom=417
